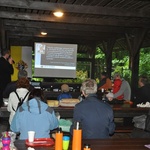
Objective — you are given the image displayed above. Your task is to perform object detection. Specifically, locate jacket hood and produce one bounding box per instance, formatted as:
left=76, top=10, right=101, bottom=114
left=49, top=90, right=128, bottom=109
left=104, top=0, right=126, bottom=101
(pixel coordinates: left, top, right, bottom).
left=21, top=98, right=48, bottom=115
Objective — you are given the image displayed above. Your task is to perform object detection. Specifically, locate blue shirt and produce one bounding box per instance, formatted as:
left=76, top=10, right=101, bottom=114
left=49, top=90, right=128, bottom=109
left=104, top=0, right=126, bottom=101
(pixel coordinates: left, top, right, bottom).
left=57, top=92, right=72, bottom=101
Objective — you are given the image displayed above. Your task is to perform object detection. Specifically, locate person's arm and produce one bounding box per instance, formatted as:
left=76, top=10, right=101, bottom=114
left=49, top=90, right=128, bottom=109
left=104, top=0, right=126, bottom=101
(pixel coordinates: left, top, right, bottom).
left=114, top=80, right=126, bottom=99
left=49, top=110, right=59, bottom=130
left=10, top=110, right=20, bottom=133
left=7, top=93, right=13, bottom=112
left=2, top=60, right=14, bottom=75
left=46, top=107, right=59, bottom=130
left=108, top=109, right=115, bottom=135
left=98, top=78, right=106, bottom=89
left=134, top=88, right=146, bottom=105
left=70, top=105, right=82, bottom=135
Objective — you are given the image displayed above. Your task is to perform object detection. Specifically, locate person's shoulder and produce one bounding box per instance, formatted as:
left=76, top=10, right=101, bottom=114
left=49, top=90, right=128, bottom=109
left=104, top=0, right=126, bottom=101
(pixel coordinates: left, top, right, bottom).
left=9, top=91, right=16, bottom=96
left=46, top=106, right=54, bottom=114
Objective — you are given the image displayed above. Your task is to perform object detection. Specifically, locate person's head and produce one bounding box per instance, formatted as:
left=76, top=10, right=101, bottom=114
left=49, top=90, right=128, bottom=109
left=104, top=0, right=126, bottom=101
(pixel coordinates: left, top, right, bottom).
left=81, top=79, right=97, bottom=97
left=18, top=70, right=28, bottom=79
left=28, top=89, right=44, bottom=101
left=61, top=84, right=70, bottom=93
left=101, top=72, right=108, bottom=79
left=138, top=75, right=149, bottom=87
left=114, top=72, right=121, bottom=80
left=16, top=77, right=30, bottom=89
left=1, top=49, right=10, bottom=59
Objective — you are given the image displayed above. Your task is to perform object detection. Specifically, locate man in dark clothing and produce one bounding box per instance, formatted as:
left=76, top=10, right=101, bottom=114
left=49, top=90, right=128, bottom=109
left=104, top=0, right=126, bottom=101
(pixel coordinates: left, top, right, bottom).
left=134, top=75, right=150, bottom=105
left=71, top=79, right=115, bottom=139
left=0, top=49, right=14, bottom=106
left=98, top=72, right=112, bottom=91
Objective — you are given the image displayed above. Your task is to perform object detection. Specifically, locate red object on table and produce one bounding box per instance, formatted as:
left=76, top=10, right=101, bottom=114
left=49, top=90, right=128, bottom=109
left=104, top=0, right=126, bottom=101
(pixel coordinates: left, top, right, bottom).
left=25, top=138, right=54, bottom=147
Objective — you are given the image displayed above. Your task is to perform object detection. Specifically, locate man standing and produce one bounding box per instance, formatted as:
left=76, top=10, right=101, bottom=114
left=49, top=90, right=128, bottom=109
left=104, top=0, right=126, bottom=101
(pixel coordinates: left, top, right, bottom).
left=71, top=79, right=115, bottom=139
left=0, top=49, right=14, bottom=106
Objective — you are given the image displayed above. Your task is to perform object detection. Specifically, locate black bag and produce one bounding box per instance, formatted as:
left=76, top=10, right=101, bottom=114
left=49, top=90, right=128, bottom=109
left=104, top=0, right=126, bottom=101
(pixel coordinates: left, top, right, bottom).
left=145, top=110, right=150, bottom=132
left=12, top=91, right=29, bottom=112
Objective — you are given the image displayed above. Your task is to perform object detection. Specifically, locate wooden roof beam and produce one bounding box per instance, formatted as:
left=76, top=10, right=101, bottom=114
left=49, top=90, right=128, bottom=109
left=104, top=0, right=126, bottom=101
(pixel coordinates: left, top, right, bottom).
left=4, top=20, right=128, bottom=33
left=0, top=0, right=150, bottom=18
left=1, top=11, right=150, bottom=27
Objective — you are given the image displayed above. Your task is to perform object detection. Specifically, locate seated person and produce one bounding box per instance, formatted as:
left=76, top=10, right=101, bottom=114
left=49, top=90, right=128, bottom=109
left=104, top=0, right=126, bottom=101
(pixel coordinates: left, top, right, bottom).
left=113, top=73, right=131, bottom=101
left=3, top=70, right=34, bottom=99
left=70, top=79, right=115, bottom=139
left=10, top=89, right=58, bottom=140
left=57, top=84, right=72, bottom=101
left=7, top=77, right=30, bottom=124
left=113, top=78, right=124, bottom=100
left=98, top=72, right=112, bottom=91
left=134, top=75, right=150, bottom=105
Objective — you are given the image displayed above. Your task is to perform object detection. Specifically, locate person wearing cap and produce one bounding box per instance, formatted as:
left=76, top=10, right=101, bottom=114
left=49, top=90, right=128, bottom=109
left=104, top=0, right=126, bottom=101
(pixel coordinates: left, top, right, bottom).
left=0, top=49, right=14, bottom=106
left=57, top=84, right=72, bottom=101
left=3, top=70, right=34, bottom=100
left=112, top=73, right=131, bottom=101
left=98, top=72, right=112, bottom=91
left=71, top=79, right=115, bottom=139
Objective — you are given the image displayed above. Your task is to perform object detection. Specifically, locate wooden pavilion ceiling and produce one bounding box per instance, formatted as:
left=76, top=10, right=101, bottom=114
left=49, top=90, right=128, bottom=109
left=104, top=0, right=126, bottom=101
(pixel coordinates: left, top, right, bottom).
left=0, top=0, right=150, bottom=53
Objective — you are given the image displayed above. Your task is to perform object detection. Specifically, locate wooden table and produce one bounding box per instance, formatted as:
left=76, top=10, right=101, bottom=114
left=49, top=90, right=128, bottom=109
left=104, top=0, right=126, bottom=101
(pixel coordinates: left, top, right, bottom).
left=54, top=104, right=150, bottom=118
left=14, top=138, right=150, bottom=150
left=0, top=104, right=149, bottom=118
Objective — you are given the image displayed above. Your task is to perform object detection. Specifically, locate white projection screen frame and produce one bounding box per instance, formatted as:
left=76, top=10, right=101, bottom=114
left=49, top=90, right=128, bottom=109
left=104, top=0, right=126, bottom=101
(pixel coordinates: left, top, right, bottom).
left=34, top=42, right=77, bottom=78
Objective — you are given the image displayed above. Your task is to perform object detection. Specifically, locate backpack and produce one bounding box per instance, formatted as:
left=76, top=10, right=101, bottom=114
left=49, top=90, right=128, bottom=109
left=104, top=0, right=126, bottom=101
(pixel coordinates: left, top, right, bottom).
left=12, top=91, right=29, bottom=112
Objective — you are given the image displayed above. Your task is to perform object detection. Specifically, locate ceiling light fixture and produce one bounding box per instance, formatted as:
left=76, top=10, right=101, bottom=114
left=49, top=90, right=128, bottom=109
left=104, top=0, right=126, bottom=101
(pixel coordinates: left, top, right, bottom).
left=53, top=11, right=64, bottom=17
left=41, top=32, right=47, bottom=35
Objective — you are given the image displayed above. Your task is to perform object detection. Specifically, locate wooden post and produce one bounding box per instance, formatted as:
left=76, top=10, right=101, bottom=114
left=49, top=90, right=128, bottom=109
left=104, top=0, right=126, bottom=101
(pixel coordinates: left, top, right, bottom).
left=0, top=19, right=7, bottom=50
left=125, top=28, right=147, bottom=101
left=101, top=38, right=116, bottom=78
left=89, top=44, right=96, bottom=79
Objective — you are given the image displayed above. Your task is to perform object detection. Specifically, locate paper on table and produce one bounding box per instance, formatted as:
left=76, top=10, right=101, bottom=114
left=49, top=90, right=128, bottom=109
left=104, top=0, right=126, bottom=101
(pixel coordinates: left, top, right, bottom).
left=145, top=144, right=150, bottom=149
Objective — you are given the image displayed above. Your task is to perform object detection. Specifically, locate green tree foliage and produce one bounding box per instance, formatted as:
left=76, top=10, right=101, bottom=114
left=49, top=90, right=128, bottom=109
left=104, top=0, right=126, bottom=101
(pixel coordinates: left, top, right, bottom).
left=139, top=48, right=150, bottom=78
left=95, top=47, right=150, bottom=82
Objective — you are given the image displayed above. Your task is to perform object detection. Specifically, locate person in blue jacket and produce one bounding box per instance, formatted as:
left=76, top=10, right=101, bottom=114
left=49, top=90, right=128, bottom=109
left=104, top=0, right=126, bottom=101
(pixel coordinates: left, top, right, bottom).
left=57, top=84, right=72, bottom=101
left=10, top=89, right=58, bottom=139
left=70, top=79, right=115, bottom=139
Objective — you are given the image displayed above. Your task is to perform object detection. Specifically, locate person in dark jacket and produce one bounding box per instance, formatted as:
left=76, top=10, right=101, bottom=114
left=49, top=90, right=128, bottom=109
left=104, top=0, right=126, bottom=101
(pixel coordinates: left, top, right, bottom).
left=70, top=79, right=115, bottom=139
left=0, top=49, right=14, bottom=107
left=134, top=75, right=150, bottom=105
left=98, top=72, right=112, bottom=91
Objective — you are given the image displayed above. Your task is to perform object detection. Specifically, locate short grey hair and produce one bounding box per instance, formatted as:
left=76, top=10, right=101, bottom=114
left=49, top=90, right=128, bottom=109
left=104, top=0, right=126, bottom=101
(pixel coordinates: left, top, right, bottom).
left=81, top=79, right=97, bottom=95
left=113, top=72, right=121, bottom=79
left=18, top=70, right=28, bottom=79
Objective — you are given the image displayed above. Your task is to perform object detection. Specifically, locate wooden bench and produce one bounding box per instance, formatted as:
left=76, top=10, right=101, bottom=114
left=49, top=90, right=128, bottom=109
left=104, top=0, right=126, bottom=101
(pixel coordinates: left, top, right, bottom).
left=115, top=126, right=133, bottom=133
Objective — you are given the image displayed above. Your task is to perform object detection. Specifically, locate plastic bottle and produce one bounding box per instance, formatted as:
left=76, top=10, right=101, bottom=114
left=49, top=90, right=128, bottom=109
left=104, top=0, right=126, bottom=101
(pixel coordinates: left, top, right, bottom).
left=72, top=121, right=82, bottom=150
left=55, top=128, right=63, bottom=150
left=2, top=132, right=11, bottom=150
